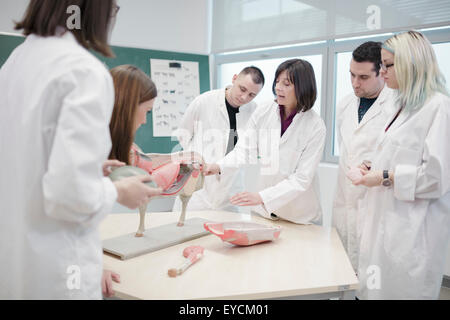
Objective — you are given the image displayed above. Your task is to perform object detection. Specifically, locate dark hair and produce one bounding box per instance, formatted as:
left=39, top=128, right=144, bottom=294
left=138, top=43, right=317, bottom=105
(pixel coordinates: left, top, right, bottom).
left=109, top=65, right=157, bottom=164
left=352, top=41, right=382, bottom=76
left=272, top=59, right=317, bottom=112
left=14, top=0, right=116, bottom=57
left=239, top=66, right=265, bottom=86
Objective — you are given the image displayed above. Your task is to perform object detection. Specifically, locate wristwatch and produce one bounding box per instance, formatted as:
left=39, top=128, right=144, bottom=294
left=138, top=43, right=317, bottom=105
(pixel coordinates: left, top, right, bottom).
left=381, top=170, right=392, bottom=187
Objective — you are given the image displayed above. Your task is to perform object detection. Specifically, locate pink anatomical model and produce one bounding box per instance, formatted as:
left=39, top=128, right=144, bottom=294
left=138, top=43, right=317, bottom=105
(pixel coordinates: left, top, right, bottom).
left=168, top=245, right=204, bottom=277
left=204, top=221, right=282, bottom=246
left=109, top=151, right=204, bottom=237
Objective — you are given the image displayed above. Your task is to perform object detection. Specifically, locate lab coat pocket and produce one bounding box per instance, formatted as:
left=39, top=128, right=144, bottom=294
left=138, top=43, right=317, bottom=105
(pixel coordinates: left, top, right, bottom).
left=382, top=206, right=421, bottom=275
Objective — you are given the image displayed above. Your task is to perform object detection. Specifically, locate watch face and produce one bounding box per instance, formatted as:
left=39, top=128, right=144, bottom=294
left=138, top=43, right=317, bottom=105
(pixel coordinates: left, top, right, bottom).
left=382, top=179, right=391, bottom=187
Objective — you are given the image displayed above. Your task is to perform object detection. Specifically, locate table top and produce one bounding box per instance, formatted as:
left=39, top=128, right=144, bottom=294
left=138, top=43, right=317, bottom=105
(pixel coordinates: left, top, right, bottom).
left=100, top=210, right=359, bottom=300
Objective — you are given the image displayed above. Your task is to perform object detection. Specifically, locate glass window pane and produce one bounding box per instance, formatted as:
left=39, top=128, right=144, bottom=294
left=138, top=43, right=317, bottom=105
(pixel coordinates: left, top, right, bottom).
left=333, top=51, right=353, bottom=156
left=213, top=0, right=450, bottom=53
left=433, top=42, right=450, bottom=92
left=218, top=54, right=322, bottom=116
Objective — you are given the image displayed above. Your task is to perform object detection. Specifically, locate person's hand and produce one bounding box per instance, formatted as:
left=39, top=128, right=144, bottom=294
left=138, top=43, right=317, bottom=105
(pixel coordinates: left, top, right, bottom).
left=357, top=160, right=372, bottom=171
left=102, top=269, right=120, bottom=298
left=103, top=159, right=125, bottom=176
left=114, top=175, right=163, bottom=209
left=230, top=192, right=263, bottom=206
left=202, top=163, right=221, bottom=176
left=346, top=166, right=364, bottom=184
left=353, top=169, right=383, bottom=187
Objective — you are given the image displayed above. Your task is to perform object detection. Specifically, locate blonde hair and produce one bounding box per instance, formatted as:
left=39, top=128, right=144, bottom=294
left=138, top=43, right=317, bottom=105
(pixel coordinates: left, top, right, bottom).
left=383, top=31, right=448, bottom=111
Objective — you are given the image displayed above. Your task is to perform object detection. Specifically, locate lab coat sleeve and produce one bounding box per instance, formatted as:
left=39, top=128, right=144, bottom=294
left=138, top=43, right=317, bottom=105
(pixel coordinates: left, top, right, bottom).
left=258, top=122, right=326, bottom=213
left=175, top=96, right=201, bottom=151
left=217, top=110, right=259, bottom=175
left=42, top=66, right=117, bottom=226
left=394, top=103, right=450, bottom=201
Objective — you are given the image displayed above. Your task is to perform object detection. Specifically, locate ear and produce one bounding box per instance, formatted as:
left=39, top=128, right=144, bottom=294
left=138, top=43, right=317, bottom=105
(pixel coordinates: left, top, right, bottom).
left=231, top=74, right=238, bottom=84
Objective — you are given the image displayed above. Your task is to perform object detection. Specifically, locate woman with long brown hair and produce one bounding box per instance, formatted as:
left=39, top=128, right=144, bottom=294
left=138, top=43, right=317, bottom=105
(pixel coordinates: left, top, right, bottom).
left=101, top=66, right=158, bottom=297
left=109, top=64, right=158, bottom=169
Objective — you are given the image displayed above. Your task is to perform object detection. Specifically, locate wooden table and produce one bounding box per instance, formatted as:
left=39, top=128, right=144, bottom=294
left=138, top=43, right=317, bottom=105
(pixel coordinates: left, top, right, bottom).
left=100, top=211, right=358, bottom=300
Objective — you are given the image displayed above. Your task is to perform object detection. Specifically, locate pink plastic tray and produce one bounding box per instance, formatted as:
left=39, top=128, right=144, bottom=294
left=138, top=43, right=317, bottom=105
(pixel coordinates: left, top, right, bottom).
left=204, top=221, right=282, bottom=246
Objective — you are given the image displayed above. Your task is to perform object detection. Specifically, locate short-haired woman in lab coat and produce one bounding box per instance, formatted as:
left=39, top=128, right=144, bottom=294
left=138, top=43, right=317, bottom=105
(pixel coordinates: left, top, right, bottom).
left=354, top=31, right=450, bottom=299
left=0, top=0, right=161, bottom=299
left=205, top=59, right=326, bottom=224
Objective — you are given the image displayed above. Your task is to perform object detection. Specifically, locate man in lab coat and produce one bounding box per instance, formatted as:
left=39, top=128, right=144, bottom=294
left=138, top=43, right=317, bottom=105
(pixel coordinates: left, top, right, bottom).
left=173, top=66, right=264, bottom=212
left=332, top=41, right=396, bottom=271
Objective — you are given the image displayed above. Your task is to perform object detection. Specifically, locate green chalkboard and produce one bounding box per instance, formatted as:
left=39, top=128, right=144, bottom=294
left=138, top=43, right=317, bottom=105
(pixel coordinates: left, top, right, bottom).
left=0, top=34, right=25, bottom=67
left=0, top=34, right=210, bottom=154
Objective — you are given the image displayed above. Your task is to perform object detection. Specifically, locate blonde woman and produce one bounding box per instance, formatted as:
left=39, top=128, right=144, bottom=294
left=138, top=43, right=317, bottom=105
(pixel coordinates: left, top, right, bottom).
left=354, top=31, right=450, bottom=299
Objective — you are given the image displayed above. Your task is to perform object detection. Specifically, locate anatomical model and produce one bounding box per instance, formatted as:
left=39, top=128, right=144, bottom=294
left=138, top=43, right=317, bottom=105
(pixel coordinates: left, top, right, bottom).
left=109, top=151, right=204, bottom=237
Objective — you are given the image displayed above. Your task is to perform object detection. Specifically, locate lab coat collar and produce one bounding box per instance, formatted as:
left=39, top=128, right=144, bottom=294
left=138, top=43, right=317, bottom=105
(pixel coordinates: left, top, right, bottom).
left=355, top=85, right=389, bottom=132
left=279, top=105, right=303, bottom=145
left=376, top=94, right=408, bottom=147
left=59, top=29, right=80, bottom=45
left=27, top=27, right=79, bottom=45
left=217, top=88, right=231, bottom=155
left=218, top=87, right=230, bottom=123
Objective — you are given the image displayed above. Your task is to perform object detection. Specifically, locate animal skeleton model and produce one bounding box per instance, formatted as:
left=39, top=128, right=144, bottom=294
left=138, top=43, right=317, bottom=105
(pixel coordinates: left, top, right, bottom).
left=109, top=151, right=204, bottom=237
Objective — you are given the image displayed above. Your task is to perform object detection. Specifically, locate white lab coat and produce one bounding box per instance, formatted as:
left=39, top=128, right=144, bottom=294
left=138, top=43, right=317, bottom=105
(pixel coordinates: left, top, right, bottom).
left=357, top=92, right=450, bottom=299
left=218, top=100, right=326, bottom=224
left=333, top=86, right=396, bottom=270
left=173, top=88, right=257, bottom=212
left=0, top=32, right=117, bottom=299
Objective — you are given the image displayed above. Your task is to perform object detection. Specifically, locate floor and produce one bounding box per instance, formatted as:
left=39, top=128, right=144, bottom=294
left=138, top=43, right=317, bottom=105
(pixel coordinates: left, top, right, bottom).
left=439, top=286, right=450, bottom=300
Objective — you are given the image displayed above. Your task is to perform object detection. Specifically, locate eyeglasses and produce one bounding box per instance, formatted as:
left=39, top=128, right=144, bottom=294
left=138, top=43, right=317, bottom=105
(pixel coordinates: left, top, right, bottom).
left=380, top=63, right=394, bottom=71
left=111, top=5, right=120, bottom=17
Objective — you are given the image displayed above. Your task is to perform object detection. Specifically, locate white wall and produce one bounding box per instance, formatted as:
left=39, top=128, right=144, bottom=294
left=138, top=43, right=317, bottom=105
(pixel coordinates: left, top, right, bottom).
left=0, top=0, right=211, bottom=54
left=0, top=0, right=28, bottom=35
left=317, top=163, right=338, bottom=227
left=446, top=250, right=450, bottom=278
left=112, top=0, right=210, bottom=54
